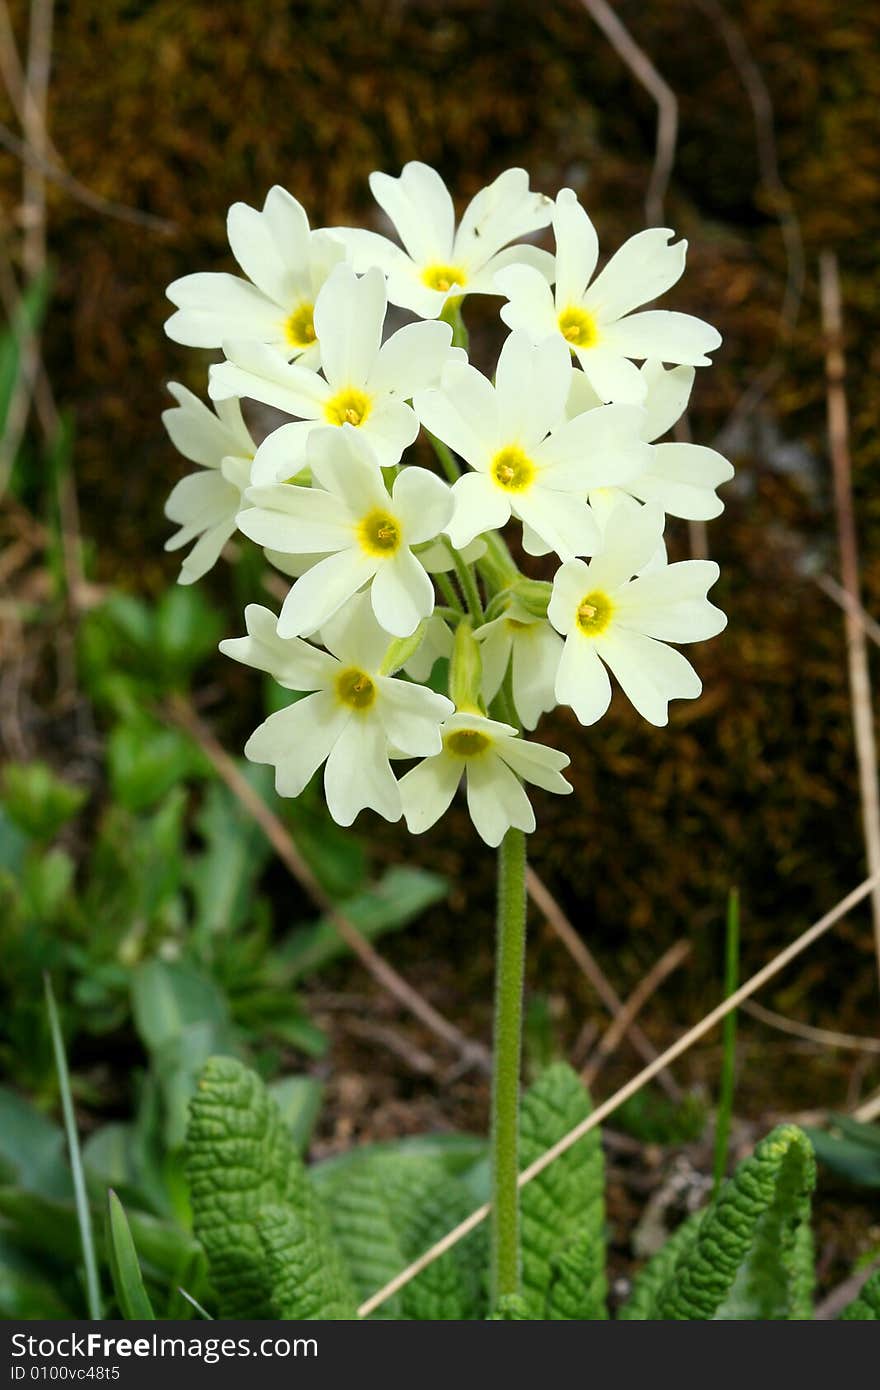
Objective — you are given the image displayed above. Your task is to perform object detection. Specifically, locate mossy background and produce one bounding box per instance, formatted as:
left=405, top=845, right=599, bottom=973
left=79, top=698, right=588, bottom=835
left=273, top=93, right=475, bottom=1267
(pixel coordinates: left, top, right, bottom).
left=2, top=0, right=879, bottom=1048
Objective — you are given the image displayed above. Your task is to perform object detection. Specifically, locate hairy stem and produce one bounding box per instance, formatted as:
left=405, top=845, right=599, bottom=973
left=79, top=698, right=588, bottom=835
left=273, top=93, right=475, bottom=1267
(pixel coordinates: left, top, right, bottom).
left=490, top=826, right=528, bottom=1303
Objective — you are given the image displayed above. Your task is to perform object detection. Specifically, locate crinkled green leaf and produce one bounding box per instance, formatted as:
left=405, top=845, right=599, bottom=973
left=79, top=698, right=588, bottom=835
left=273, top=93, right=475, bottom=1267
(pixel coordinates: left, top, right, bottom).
left=840, top=1265, right=880, bottom=1319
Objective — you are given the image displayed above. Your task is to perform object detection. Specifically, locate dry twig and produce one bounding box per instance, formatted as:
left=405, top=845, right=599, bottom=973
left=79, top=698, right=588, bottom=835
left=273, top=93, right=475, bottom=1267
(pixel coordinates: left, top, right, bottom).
left=583, top=939, right=692, bottom=1086
left=526, top=865, right=681, bottom=1098
left=820, top=250, right=880, bottom=997
left=741, top=999, right=880, bottom=1054
left=578, top=0, right=677, bottom=226
left=357, top=870, right=880, bottom=1317
left=168, top=696, right=491, bottom=1076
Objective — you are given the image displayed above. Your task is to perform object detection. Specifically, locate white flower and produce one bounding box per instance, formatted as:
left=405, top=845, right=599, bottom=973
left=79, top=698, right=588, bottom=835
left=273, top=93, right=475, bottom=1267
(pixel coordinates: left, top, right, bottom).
left=567, top=360, right=734, bottom=520
left=209, top=264, right=462, bottom=483
left=474, top=601, right=563, bottom=730
left=548, top=501, right=726, bottom=727
left=165, top=186, right=345, bottom=367
left=399, top=712, right=572, bottom=847
left=237, top=426, right=453, bottom=639
left=414, top=331, right=650, bottom=559
left=495, top=188, right=721, bottom=406
left=331, top=163, right=554, bottom=319
left=162, top=384, right=254, bottom=584
left=220, top=595, right=453, bottom=826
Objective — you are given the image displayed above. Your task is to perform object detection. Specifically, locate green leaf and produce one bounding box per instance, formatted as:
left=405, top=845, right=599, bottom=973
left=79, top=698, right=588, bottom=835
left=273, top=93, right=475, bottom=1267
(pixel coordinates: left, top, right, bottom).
left=108, top=716, right=208, bottom=811
left=21, top=848, right=75, bottom=922
left=285, top=865, right=448, bottom=978
left=488, top=1294, right=530, bottom=1319
left=0, top=270, right=51, bottom=433
left=187, top=772, right=274, bottom=942
left=154, top=586, right=223, bottom=688
left=106, top=1191, right=156, bottom=1319
left=618, top=1211, right=704, bottom=1320
left=1, top=762, right=87, bottom=840
left=518, top=1063, right=607, bottom=1319
left=256, top=1204, right=355, bottom=1320
left=804, top=1118, right=880, bottom=1187
left=0, top=1086, right=71, bottom=1199
left=654, top=1124, right=816, bottom=1320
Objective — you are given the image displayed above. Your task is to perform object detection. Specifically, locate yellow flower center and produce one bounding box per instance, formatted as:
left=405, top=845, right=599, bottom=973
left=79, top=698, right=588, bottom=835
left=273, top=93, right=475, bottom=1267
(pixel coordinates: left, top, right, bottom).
left=490, top=445, right=535, bottom=493
left=558, top=305, right=599, bottom=349
left=324, top=386, right=372, bottom=427
left=284, top=302, right=316, bottom=349
left=444, top=728, right=492, bottom=758
left=422, top=263, right=467, bottom=293
left=576, top=589, right=614, bottom=636
left=357, top=507, right=402, bottom=557
left=335, top=666, right=377, bottom=711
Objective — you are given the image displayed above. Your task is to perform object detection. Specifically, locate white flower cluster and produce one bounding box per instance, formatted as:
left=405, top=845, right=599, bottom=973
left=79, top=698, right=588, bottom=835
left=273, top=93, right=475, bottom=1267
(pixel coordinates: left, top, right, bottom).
left=163, top=164, right=730, bottom=846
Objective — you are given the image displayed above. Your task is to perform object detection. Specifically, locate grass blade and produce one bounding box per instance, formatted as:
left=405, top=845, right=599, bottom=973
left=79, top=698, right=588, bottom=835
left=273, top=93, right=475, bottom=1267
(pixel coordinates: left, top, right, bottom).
left=177, top=1287, right=213, bottom=1319
left=106, top=1190, right=155, bottom=1319
left=44, top=973, right=102, bottom=1319
left=712, top=888, right=740, bottom=1197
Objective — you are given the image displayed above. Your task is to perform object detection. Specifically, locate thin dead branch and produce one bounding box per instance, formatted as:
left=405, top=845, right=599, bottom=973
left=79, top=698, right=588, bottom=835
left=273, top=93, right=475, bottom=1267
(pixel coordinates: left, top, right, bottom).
left=583, top=939, right=692, bottom=1086
left=578, top=0, right=677, bottom=226
left=820, top=250, right=880, bottom=997
left=526, top=865, right=681, bottom=1098
left=741, top=999, right=880, bottom=1054
left=357, top=870, right=880, bottom=1317
left=168, top=696, right=491, bottom=1076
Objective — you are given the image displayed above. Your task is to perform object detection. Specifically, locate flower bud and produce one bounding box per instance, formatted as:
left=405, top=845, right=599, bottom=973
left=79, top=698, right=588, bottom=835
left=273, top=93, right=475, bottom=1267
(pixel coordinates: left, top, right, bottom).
left=379, top=621, right=428, bottom=676
left=511, top=578, right=552, bottom=619
left=449, top=619, right=484, bottom=712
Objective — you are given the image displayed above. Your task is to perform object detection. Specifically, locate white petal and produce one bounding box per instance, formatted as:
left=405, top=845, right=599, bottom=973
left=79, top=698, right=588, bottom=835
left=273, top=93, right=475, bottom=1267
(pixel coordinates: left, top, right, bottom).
left=601, top=311, right=722, bottom=367
left=175, top=519, right=238, bottom=584
left=585, top=229, right=686, bottom=322
left=553, top=188, right=600, bottom=307
left=630, top=442, right=734, bottom=520
left=324, top=716, right=401, bottom=825
left=583, top=500, right=665, bottom=593
left=392, top=467, right=453, bottom=546
left=464, top=244, right=555, bottom=296
left=262, top=186, right=312, bottom=269
left=496, top=264, right=558, bottom=341
left=209, top=341, right=328, bottom=418
left=474, top=620, right=512, bottom=703
left=375, top=677, right=453, bottom=755
left=494, top=332, right=571, bottom=447
left=514, top=488, right=599, bottom=561
left=164, top=469, right=238, bottom=530
left=368, top=319, right=455, bottom=399
left=220, top=603, right=337, bottom=689
left=383, top=265, right=450, bottom=319
left=320, top=589, right=389, bottom=670
left=250, top=420, right=316, bottom=485
left=554, top=635, right=612, bottom=725
left=454, top=167, right=553, bottom=266
left=328, top=225, right=413, bottom=278
left=508, top=624, right=564, bottom=730
left=277, top=548, right=376, bottom=638
left=537, top=404, right=651, bottom=490
left=639, top=361, right=694, bottom=441
left=238, top=483, right=354, bottom=553
left=360, top=399, right=420, bottom=467
left=370, top=161, right=455, bottom=262
left=446, top=471, right=511, bottom=549
left=413, top=368, right=498, bottom=470
left=370, top=549, right=434, bottom=637
left=494, top=733, right=571, bottom=791
left=227, top=198, right=294, bottom=305
left=162, top=382, right=253, bottom=465
left=565, top=367, right=604, bottom=418
left=308, top=426, right=389, bottom=510
left=245, top=690, right=346, bottom=796
left=403, top=613, right=454, bottom=680
left=614, top=560, right=726, bottom=642
left=306, top=229, right=348, bottom=297
left=578, top=348, right=647, bottom=404
left=314, top=264, right=385, bottom=391
left=165, top=273, right=282, bottom=348
left=547, top=559, right=592, bottom=635
left=595, top=628, right=702, bottom=725
left=400, top=752, right=462, bottom=834
left=465, top=754, right=535, bottom=847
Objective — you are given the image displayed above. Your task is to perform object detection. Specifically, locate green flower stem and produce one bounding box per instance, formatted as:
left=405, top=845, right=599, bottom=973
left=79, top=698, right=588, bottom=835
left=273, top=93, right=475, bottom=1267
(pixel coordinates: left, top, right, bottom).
left=425, top=429, right=461, bottom=485
left=434, top=571, right=465, bottom=616
left=490, top=826, right=528, bottom=1304
left=443, top=540, right=485, bottom=625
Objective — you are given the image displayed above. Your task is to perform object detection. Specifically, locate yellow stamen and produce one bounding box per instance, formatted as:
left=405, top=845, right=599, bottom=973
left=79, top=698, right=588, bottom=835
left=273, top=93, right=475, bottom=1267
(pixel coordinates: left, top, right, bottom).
left=357, top=506, right=402, bottom=557
left=490, top=445, right=535, bottom=493
left=444, top=728, right=491, bottom=758
left=335, top=667, right=377, bottom=710
left=422, top=263, right=467, bottom=293
left=284, top=303, right=316, bottom=349
left=557, top=305, right=599, bottom=350
left=325, top=386, right=372, bottom=428
left=576, top=589, right=613, bottom=636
